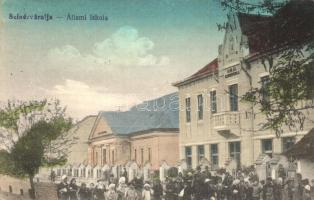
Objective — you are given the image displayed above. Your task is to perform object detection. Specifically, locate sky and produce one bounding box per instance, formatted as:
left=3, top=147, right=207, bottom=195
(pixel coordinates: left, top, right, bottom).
left=0, top=0, right=227, bottom=119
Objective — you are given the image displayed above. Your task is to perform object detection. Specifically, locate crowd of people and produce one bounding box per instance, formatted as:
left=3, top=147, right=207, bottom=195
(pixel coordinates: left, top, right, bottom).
left=57, top=166, right=314, bottom=200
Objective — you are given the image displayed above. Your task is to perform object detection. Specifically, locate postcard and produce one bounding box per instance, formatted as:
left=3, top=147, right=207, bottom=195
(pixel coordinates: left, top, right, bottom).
left=0, top=0, right=313, bottom=200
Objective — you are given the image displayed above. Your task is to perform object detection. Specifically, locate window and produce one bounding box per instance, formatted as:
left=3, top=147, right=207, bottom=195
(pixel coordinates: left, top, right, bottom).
left=112, top=150, right=115, bottom=164
left=95, top=152, right=98, bottom=165
left=211, top=144, right=219, bottom=169
left=261, top=76, right=270, bottom=103
left=282, top=137, right=296, bottom=152
left=197, top=145, right=205, bottom=163
left=229, top=84, right=238, bottom=111
left=134, top=149, right=137, bottom=162
left=229, top=141, right=241, bottom=168
left=210, top=90, right=217, bottom=114
left=148, top=148, right=151, bottom=162
left=185, top=97, right=191, bottom=122
left=262, top=139, right=273, bottom=156
left=197, top=95, right=203, bottom=120
left=103, top=149, right=106, bottom=164
left=185, top=146, right=192, bottom=168
left=141, top=148, right=144, bottom=164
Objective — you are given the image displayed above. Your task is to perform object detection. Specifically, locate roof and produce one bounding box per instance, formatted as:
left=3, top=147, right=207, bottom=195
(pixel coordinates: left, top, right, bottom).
left=284, top=128, right=314, bottom=161
left=173, top=58, right=218, bottom=87
left=237, top=13, right=272, bottom=54
left=100, top=92, right=179, bottom=135
left=239, top=0, right=314, bottom=55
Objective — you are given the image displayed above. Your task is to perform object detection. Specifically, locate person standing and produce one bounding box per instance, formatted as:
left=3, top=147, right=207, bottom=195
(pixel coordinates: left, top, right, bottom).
left=165, top=177, right=178, bottom=200
left=125, top=184, right=139, bottom=200
left=263, top=177, right=274, bottom=200
left=231, top=179, right=241, bottom=200
left=283, top=178, right=294, bottom=200
left=88, top=183, right=96, bottom=200
left=273, top=178, right=283, bottom=200
left=142, top=184, right=153, bottom=200
left=152, top=179, right=163, bottom=200
left=216, top=178, right=223, bottom=200
left=78, top=183, right=89, bottom=200
left=122, top=168, right=128, bottom=184
left=58, top=175, right=70, bottom=200
left=310, top=179, right=314, bottom=200
left=182, top=181, right=193, bottom=200
left=117, top=177, right=128, bottom=200
left=294, top=173, right=304, bottom=200
left=105, top=184, right=118, bottom=200
left=69, top=178, right=79, bottom=200
left=94, top=182, right=106, bottom=200
left=303, top=185, right=311, bottom=200
left=252, top=180, right=262, bottom=200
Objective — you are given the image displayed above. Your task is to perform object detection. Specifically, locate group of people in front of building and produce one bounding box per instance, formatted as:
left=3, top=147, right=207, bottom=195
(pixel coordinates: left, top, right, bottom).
left=57, top=165, right=314, bottom=200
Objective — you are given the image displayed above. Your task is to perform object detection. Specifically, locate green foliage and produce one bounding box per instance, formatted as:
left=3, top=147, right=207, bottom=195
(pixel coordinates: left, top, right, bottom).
left=0, top=99, right=74, bottom=185
left=0, top=100, right=46, bottom=132
left=243, top=44, right=314, bottom=135
left=220, top=0, right=285, bottom=14
left=0, top=150, right=25, bottom=178
left=10, top=128, right=44, bottom=177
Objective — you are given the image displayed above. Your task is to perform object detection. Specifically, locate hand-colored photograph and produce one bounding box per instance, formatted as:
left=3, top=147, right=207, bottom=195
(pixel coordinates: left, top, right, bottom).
left=0, top=0, right=313, bottom=200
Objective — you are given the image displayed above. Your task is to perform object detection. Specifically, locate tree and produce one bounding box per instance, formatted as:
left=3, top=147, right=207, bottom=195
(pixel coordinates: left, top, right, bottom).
left=219, top=0, right=314, bottom=136
left=0, top=99, right=75, bottom=198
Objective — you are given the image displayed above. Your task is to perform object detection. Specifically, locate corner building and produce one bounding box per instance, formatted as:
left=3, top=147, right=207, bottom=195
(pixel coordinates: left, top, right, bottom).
left=173, top=1, right=314, bottom=170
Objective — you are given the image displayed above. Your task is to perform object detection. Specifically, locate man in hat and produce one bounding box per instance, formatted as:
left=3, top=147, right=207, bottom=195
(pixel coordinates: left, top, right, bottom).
left=58, top=175, right=70, bottom=200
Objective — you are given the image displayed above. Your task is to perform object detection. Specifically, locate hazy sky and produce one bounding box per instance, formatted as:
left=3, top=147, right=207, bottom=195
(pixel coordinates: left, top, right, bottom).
left=0, top=0, right=226, bottom=119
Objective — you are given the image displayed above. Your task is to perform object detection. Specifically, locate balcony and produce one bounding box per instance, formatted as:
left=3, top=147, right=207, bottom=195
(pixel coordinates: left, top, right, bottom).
left=212, top=112, right=240, bottom=137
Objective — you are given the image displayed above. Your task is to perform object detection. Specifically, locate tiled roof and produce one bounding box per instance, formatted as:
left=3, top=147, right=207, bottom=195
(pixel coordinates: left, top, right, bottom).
left=100, top=93, right=179, bottom=135
left=284, top=128, right=314, bottom=160
left=239, top=0, right=314, bottom=55
left=238, top=13, right=272, bottom=54
left=173, top=58, right=218, bottom=87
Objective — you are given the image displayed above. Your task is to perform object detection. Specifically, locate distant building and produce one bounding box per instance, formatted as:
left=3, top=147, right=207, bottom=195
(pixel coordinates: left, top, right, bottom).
left=173, top=1, right=314, bottom=170
left=66, top=115, right=97, bottom=164
left=39, top=115, right=97, bottom=180
left=88, top=93, right=179, bottom=170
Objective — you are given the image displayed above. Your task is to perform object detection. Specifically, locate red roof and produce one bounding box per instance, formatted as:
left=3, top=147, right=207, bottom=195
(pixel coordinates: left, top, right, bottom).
left=239, top=0, right=314, bottom=55
left=173, top=58, right=218, bottom=87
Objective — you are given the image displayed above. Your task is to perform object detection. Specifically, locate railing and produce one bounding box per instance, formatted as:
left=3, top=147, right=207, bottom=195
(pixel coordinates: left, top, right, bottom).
left=213, top=112, right=240, bottom=130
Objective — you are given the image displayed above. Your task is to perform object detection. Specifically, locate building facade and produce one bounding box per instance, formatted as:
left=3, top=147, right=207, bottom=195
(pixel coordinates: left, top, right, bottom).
left=88, top=93, right=180, bottom=170
left=173, top=2, right=314, bottom=170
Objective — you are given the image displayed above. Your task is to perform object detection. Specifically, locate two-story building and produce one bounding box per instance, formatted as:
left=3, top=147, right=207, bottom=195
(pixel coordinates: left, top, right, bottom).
left=173, top=1, right=314, bottom=170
